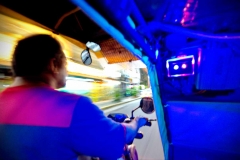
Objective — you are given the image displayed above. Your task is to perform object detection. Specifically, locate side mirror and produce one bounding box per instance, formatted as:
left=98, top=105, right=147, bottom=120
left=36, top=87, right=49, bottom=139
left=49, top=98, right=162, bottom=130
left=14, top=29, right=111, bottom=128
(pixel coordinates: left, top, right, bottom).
left=139, top=97, right=155, bottom=114
left=130, top=97, right=155, bottom=119
left=81, top=48, right=92, bottom=65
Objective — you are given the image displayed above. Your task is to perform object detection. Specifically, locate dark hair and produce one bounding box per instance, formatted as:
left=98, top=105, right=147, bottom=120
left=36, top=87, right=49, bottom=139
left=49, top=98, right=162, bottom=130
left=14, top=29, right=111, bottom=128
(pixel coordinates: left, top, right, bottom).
left=12, top=34, right=64, bottom=77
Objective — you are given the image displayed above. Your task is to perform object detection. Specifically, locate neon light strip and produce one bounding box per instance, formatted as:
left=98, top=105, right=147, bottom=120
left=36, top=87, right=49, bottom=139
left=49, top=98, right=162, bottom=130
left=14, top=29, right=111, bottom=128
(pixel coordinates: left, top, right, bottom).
left=166, top=62, right=169, bottom=69
left=198, top=48, right=202, bottom=66
left=169, top=73, right=194, bottom=77
left=166, top=55, right=194, bottom=62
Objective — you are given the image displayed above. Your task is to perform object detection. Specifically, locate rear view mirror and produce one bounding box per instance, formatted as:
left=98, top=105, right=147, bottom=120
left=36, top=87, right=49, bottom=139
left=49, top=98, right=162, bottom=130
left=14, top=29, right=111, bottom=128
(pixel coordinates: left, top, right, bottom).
left=81, top=48, right=92, bottom=65
left=139, top=97, right=155, bottom=114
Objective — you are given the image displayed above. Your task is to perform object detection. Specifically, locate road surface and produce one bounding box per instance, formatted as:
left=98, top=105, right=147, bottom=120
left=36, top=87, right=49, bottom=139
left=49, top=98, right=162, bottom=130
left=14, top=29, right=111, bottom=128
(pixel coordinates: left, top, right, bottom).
left=104, top=99, right=164, bottom=160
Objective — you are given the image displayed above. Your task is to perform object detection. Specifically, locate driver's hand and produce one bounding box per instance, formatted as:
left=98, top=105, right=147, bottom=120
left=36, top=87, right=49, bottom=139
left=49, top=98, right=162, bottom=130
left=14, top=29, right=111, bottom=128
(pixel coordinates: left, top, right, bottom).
left=134, top=116, right=148, bottom=128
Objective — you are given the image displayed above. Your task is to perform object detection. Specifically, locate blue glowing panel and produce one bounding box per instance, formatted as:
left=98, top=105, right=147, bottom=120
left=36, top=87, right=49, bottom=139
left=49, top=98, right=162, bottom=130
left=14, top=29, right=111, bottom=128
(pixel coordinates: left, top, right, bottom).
left=196, top=48, right=240, bottom=90
left=166, top=55, right=195, bottom=77
left=166, top=101, right=240, bottom=160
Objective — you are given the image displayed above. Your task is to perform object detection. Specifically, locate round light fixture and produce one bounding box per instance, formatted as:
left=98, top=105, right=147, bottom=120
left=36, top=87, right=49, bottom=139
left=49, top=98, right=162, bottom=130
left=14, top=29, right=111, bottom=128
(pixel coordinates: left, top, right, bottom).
left=174, top=65, right=179, bottom=70
left=182, top=64, right=187, bottom=69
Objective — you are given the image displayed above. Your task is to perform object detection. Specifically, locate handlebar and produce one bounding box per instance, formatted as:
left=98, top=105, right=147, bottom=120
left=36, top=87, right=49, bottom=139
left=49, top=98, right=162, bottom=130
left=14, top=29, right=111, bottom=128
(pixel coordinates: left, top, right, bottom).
left=124, top=118, right=156, bottom=126
left=145, top=119, right=157, bottom=127
left=135, top=119, right=157, bottom=138
left=145, top=121, right=152, bottom=126
left=135, top=132, right=144, bottom=139
left=148, top=119, right=157, bottom=121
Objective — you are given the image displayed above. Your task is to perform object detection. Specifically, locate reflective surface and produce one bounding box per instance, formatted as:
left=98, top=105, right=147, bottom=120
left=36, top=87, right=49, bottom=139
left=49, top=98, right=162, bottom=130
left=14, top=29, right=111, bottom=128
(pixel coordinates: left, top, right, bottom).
left=81, top=49, right=92, bottom=65
left=139, top=97, right=155, bottom=114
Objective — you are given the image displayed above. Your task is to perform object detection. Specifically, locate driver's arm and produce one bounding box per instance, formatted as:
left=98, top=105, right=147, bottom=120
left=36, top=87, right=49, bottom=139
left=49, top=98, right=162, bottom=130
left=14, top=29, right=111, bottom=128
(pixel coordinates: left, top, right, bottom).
left=69, top=96, right=126, bottom=159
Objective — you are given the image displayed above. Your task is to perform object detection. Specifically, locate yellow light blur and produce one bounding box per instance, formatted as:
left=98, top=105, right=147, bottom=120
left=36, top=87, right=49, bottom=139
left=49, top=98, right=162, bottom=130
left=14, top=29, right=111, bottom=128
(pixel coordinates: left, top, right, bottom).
left=67, top=60, right=107, bottom=78
left=0, top=13, right=75, bottom=60
left=103, top=79, right=121, bottom=86
left=65, top=79, right=93, bottom=91
left=0, top=13, right=113, bottom=80
left=63, top=49, right=72, bottom=58
left=0, top=33, right=17, bottom=60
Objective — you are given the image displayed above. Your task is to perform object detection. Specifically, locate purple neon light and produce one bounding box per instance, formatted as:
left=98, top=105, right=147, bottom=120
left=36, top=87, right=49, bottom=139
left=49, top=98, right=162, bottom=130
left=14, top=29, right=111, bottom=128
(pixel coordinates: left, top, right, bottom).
left=198, top=48, right=202, bottom=66
left=192, top=58, right=195, bottom=64
left=170, top=73, right=193, bottom=77
left=166, top=55, right=195, bottom=77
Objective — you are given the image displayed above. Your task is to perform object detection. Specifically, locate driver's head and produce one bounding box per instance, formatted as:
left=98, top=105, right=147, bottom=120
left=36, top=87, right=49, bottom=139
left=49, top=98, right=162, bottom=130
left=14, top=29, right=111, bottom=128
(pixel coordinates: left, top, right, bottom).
left=12, top=34, right=67, bottom=89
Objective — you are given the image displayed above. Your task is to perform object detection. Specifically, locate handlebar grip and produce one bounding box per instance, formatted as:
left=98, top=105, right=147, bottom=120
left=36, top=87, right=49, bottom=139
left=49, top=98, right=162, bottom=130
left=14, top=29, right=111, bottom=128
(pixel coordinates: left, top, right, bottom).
left=145, top=121, right=152, bottom=126
left=135, top=132, right=144, bottom=139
